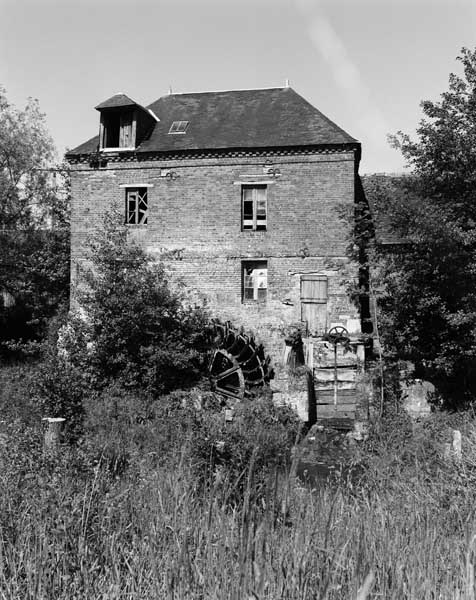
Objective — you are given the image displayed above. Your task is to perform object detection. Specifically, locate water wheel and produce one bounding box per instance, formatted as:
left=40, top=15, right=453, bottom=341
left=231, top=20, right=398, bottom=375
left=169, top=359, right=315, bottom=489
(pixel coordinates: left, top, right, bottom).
left=208, top=320, right=273, bottom=400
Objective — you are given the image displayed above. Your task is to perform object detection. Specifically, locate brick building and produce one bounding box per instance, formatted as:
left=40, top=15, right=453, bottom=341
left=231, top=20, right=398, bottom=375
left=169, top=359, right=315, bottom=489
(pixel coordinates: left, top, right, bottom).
left=66, top=86, right=367, bottom=427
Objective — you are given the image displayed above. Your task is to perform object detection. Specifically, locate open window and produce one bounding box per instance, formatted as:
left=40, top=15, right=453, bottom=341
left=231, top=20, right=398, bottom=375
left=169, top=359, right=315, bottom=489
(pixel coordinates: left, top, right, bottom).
left=242, top=185, right=267, bottom=231
left=125, top=187, right=148, bottom=225
left=101, top=110, right=134, bottom=149
left=243, top=261, right=267, bottom=303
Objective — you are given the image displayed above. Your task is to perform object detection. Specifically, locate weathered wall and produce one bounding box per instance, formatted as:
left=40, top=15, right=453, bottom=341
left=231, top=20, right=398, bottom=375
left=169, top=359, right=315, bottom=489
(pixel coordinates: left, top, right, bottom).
left=70, top=150, right=360, bottom=390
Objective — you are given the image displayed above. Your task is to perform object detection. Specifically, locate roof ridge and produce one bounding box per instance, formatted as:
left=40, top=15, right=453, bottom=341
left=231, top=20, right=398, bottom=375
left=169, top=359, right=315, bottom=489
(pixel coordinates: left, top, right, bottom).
left=159, top=86, right=290, bottom=98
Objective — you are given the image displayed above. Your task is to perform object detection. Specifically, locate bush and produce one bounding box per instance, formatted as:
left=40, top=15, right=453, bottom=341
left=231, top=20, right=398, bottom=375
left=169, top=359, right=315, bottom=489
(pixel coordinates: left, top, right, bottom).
left=150, top=387, right=222, bottom=452
left=190, top=395, right=301, bottom=504
left=77, top=212, right=211, bottom=396
left=32, top=212, right=214, bottom=442
left=32, top=312, right=90, bottom=441
left=81, top=384, right=222, bottom=476
left=0, top=363, right=43, bottom=426
left=78, top=382, right=301, bottom=504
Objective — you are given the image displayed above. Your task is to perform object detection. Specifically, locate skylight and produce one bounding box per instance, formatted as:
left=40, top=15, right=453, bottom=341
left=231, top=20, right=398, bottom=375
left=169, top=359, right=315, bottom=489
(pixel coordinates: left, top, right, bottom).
left=168, top=120, right=189, bottom=134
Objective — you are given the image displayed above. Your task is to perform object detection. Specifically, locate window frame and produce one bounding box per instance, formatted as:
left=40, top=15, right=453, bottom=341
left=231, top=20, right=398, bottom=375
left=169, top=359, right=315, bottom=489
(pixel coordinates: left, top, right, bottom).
left=100, top=110, right=136, bottom=151
left=242, top=260, right=268, bottom=304
left=241, top=184, right=267, bottom=231
left=125, top=187, right=148, bottom=225
left=168, top=120, right=189, bottom=134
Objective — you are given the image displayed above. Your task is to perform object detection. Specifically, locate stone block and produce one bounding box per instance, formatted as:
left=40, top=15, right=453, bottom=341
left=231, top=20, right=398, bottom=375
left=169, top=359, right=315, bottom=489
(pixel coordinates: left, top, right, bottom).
left=401, top=379, right=434, bottom=418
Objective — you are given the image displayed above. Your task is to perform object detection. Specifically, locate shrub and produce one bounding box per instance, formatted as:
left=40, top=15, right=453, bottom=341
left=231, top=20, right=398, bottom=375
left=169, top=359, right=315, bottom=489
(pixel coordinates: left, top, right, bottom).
left=32, top=212, right=214, bottom=442
left=78, top=382, right=301, bottom=504
left=77, top=212, right=211, bottom=396
left=32, top=311, right=90, bottom=441
left=81, top=384, right=222, bottom=476
left=0, top=363, right=43, bottom=426
left=149, top=387, right=222, bottom=452
left=190, top=395, right=301, bottom=504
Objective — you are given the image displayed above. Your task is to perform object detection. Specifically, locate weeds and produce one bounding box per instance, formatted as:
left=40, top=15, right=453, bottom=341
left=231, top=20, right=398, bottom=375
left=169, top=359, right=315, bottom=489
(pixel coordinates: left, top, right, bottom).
left=2, top=369, right=476, bottom=598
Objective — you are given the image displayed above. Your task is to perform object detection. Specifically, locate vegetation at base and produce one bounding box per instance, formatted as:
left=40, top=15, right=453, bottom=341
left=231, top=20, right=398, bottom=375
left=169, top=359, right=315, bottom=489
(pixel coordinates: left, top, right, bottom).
left=76, top=212, right=211, bottom=396
left=2, top=375, right=476, bottom=599
left=357, top=47, right=476, bottom=409
left=26, top=210, right=213, bottom=442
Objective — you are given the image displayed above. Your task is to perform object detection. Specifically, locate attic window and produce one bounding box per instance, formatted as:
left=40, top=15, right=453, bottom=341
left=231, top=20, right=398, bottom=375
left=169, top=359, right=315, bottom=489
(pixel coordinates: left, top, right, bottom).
left=101, top=110, right=135, bottom=149
left=168, top=121, right=189, bottom=134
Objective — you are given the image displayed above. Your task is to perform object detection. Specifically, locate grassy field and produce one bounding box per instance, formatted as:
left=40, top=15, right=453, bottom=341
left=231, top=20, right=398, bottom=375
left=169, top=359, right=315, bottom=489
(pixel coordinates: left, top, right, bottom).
left=1, top=364, right=476, bottom=599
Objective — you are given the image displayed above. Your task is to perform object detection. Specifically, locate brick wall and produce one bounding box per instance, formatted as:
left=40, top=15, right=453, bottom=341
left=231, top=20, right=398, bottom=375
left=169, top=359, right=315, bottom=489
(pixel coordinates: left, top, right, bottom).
left=70, top=150, right=360, bottom=377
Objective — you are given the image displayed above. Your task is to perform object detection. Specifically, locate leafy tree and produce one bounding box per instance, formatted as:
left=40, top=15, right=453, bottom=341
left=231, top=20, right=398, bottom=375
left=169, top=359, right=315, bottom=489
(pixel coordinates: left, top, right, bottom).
left=74, top=212, right=211, bottom=395
left=0, top=87, right=70, bottom=354
left=363, top=47, right=476, bottom=407
left=36, top=213, right=211, bottom=439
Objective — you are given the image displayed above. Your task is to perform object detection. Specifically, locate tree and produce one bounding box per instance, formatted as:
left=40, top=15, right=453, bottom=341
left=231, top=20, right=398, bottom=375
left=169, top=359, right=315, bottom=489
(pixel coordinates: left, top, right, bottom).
left=364, top=47, right=476, bottom=408
left=0, top=87, right=70, bottom=354
left=74, top=212, right=211, bottom=395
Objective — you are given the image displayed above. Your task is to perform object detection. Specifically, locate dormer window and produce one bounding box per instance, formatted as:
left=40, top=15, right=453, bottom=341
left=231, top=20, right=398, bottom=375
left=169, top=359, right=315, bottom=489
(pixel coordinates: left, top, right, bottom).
left=101, top=110, right=134, bottom=149
left=96, top=93, right=158, bottom=152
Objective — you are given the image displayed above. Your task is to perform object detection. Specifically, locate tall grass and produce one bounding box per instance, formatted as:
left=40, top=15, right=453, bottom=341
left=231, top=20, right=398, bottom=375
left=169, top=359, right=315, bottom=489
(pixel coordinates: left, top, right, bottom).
left=2, top=366, right=476, bottom=598
left=2, top=414, right=476, bottom=599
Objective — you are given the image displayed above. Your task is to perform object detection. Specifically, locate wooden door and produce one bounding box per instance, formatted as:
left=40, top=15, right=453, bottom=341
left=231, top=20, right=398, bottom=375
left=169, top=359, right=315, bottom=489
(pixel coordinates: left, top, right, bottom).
left=119, top=112, right=133, bottom=148
left=301, top=275, right=327, bottom=335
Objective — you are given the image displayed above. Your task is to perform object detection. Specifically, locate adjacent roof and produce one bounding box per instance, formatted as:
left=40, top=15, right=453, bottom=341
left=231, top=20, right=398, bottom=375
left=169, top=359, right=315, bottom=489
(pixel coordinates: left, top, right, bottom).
left=67, top=87, right=359, bottom=156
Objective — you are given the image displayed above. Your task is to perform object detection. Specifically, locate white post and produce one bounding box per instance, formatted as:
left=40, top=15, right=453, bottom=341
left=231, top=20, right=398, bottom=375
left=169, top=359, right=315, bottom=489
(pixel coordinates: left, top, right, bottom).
left=333, top=343, right=338, bottom=406
left=452, top=429, right=462, bottom=461
left=42, top=417, right=66, bottom=454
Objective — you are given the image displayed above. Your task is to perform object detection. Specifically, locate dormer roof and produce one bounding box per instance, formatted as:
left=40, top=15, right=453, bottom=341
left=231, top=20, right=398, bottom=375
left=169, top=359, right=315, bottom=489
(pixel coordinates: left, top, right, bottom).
left=95, top=93, right=138, bottom=111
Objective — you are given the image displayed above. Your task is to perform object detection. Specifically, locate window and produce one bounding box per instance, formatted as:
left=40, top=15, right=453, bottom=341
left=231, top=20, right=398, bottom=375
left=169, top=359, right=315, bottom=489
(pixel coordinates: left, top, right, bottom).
left=300, top=275, right=328, bottom=335
left=101, top=110, right=134, bottom=149
left=125, top=188, right=148, bottom=225
left=242, top=185, right=267, bottom=231
left=243, top=261, right=267, bottom=303
left=169, top=120, right=189, bottom=134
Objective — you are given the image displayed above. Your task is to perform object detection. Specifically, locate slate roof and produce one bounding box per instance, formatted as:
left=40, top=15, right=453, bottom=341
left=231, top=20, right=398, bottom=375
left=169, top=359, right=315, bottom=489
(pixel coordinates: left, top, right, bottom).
left=67, top=87, right=358, bottom=156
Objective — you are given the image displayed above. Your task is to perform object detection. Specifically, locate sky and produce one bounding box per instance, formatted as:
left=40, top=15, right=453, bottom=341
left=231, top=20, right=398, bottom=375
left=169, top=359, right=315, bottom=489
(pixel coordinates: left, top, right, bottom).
left=1, top=0, right=475, bottom=174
